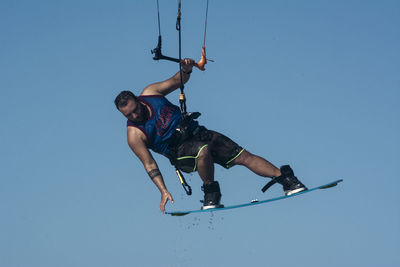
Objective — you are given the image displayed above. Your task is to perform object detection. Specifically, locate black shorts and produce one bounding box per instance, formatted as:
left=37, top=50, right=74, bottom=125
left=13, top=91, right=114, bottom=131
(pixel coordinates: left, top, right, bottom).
left=170, top=127, right=244, bottom=173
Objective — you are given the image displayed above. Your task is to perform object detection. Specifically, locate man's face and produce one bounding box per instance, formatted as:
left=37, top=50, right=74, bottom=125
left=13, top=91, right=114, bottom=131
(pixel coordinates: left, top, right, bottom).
left=118, top=99, right=146, bottom=123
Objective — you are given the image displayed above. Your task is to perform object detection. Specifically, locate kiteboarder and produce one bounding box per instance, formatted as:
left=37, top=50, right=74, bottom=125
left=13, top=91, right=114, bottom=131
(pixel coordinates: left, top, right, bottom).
left=115, top=58, right=307, bottom=212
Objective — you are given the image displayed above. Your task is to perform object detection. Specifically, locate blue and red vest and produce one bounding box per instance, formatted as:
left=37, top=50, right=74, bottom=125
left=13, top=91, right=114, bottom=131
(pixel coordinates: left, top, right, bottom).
left=127, top=95, right=183, bottom=157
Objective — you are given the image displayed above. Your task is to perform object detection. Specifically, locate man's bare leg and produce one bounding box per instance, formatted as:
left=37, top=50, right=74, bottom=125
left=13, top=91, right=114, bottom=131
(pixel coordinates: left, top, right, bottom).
left=232, top=150, right=282, bottom=178
left=196, top=145, right=214, bottom=184
left=196, top=145, right=223, bottom=209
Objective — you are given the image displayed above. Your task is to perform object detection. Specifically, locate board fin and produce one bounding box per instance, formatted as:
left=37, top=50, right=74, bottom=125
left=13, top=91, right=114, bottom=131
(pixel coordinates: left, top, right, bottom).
left=319, top=179, right=342, bottom=189
left=171, top=212, right=190, bottom=217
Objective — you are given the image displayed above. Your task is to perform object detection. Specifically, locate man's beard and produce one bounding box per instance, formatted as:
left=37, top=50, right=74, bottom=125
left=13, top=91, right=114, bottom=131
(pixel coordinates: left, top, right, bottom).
left=138, top=102, right=149, bottom=123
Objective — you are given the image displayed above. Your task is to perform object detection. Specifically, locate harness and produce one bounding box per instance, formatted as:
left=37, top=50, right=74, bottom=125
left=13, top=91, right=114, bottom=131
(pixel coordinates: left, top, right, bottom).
left=167, top=112, right=203, bottom=196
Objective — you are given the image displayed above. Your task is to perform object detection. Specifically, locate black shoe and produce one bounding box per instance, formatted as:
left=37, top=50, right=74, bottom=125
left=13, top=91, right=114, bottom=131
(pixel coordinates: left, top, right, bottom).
left=201, top=181, right=224, bottom=210
left=277, top=165, right=308, bottom=196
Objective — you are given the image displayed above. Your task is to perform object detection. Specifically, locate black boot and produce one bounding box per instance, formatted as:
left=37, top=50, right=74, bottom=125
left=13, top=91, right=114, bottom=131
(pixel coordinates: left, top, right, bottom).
left=201, top=181, right=224, bottom=210
left=276, top=165, right=308, bottom=195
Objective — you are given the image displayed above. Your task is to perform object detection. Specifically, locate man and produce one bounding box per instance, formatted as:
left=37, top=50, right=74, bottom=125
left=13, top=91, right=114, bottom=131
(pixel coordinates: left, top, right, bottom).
left=115, top=58, right=307, bottom=213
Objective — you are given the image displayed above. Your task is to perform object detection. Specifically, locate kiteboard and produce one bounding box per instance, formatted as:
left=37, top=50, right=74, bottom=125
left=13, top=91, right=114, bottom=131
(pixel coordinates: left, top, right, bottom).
left=165, top=179, right=343, bottom=216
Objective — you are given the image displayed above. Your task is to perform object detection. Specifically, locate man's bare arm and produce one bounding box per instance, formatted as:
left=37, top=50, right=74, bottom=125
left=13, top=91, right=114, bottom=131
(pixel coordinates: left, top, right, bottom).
left=141, top=58, right=195, bottom=96
left=127, top=127, right=174, bottom=212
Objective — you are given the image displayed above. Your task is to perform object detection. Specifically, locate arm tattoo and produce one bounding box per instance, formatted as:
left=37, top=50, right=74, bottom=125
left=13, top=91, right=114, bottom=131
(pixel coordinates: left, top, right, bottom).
left=147, top=169, right=161, bottom=179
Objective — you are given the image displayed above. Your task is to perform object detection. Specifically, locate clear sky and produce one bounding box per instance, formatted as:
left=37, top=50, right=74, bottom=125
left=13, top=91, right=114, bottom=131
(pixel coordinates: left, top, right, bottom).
left=1, top=1, right=399, bottom=266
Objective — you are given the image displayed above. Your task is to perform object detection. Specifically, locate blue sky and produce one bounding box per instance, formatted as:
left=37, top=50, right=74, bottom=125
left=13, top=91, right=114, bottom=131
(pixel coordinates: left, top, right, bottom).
left=1, top=1, right=399, bottom=266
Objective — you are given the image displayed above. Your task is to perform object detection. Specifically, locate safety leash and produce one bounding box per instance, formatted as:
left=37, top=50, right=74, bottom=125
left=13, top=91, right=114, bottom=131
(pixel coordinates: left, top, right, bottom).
left=151, top=0, right=211, bottom=196
left=176, top=168, right=192, bottom=195
left=174, top=1, right=191, bottom=196
left=176, top=0, right=187, bottom=116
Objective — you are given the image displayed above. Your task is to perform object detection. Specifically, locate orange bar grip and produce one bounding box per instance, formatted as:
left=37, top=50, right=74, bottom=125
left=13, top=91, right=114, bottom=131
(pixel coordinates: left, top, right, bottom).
left=195, top=45, right=207, bottom=71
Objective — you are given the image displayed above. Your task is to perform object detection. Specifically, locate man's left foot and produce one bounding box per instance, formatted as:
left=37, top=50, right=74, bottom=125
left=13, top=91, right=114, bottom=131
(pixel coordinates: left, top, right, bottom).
left=201, top=181, right=224, bottom=210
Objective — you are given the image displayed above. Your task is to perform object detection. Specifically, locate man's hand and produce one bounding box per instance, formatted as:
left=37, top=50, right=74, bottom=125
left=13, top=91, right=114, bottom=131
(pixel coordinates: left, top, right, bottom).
left=181, top=58, right=195, bottom=73
left=160, top=191, right=174, bottom=213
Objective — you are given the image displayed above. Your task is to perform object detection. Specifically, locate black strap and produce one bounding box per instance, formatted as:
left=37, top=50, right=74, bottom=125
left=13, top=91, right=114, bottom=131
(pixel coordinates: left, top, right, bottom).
left=261, top=176, right=283, bottom=193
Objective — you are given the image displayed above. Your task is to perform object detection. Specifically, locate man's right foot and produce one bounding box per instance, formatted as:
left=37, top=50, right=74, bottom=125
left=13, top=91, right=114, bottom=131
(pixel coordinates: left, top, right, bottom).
left=201, top=181, right=224, bottom=210
left=277, top=165, right=308, bottom=196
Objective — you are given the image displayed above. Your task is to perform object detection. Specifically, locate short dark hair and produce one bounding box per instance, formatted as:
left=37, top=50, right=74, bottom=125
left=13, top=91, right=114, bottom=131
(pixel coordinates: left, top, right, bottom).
left=114, top=91, right=138, bottom=109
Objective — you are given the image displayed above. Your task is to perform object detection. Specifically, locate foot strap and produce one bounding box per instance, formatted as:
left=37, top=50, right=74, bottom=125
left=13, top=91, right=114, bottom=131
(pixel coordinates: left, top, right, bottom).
left=261, top=176, right=283, bottom=193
